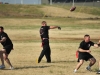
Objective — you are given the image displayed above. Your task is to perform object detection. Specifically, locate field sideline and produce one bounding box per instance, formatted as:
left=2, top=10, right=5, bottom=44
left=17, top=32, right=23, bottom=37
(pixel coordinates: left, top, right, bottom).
left=0, top=5, right=100, bottom=75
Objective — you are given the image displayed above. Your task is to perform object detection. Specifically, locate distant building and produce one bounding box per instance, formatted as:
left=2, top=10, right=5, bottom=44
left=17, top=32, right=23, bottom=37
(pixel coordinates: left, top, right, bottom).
left=0, top=0, right=49, bottom=5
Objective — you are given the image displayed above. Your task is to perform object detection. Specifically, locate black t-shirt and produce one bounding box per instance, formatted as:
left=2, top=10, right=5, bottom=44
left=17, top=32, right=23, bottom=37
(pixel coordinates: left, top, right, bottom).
left=0, top=32, right=13, bottom=47
left=40, top=26, right=50, bottom=39
left=79, top=40, right=94, bottom=54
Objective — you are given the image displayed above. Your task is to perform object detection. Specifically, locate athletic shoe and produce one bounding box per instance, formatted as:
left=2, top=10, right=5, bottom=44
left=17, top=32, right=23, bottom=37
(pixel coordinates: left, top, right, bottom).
left=86, top=67, right=91, bottom=71
left=0, top=65, right=5, bottom=69
left=74, top=69, right=77, bottom=73
left=97, top=70, right=100, bottom=74
left=9, top=66, right=14, bottom=70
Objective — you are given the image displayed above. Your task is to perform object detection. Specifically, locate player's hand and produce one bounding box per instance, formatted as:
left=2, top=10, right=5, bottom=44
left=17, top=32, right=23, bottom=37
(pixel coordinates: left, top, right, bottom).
left=98, top=40, right=100, bottom=47
left=98, top=40, right=100, bottom=44
left=58, top=27, right=61, bottom=30
left=86, top=50, right=91, bottom=53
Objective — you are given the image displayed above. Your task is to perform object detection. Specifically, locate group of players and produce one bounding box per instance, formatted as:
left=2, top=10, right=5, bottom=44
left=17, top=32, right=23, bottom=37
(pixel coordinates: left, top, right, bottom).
left=0, top=21, right=100, bottom=74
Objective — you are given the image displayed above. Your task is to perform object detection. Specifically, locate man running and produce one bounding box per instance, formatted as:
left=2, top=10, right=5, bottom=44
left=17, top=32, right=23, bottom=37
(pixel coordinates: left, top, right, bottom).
left=74, top=34, right=99, bottom=73
left=38, top=21, right=61, bottom=63
left=0, top=26, right=14, bottom=69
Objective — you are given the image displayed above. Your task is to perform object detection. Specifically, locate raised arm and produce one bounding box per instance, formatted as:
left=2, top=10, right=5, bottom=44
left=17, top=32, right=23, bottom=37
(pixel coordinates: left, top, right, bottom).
left=50, top=26, right=61, bottom=30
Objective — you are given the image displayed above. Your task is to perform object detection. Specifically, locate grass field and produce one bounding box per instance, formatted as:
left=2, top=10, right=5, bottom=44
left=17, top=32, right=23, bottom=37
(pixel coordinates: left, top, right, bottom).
left=0, top=5, right=100, bottom=75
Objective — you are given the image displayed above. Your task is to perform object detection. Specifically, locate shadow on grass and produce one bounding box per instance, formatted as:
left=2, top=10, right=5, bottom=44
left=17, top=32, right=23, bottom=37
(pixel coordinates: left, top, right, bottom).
left=15, top=65, right=50, bottom=70
left=52, top=60, right=76, bottom=63
left=0, top=66, right=50, bottom=70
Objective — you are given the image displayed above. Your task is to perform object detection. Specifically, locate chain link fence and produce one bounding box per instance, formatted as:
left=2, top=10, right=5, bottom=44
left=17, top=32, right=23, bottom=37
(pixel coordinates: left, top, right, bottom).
left=53, top=1, right=100, bottom=7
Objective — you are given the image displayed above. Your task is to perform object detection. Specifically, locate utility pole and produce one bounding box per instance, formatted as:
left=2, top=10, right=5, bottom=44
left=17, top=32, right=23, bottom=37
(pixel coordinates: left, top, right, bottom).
left=21, top=0, right=23, bottom=4
left=38, top=0, right=39, bottom=4
left=50, top=0, right=52, bottom=5
left=72, top=0, right=74, bottom=6
left=15, top=0, right=16, bottom=4
left=93, top=0, right=95, bottom=6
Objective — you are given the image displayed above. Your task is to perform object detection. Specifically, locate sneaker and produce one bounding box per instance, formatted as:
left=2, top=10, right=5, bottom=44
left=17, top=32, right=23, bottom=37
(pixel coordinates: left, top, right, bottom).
left=9, top=66, right=14, bottom=70
left=97, top=70, right=100, bottom=74
left=74, top=69, right=77, bottom=73
left=86, top=67, right=91, bottom=71
left=0, top=65, right=5, bottom=69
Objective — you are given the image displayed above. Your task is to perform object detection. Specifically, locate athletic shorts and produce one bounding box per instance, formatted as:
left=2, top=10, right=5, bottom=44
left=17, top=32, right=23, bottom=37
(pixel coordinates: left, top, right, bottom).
left=3, top=44, right=13, bottom=54
left=78, top=53, right=94, bottom=62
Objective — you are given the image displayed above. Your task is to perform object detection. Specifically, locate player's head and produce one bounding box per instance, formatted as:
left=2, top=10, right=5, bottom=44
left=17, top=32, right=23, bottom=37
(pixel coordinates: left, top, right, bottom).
left=0, top=26, right=4, bottom=33
left=84, top=34, right=90, bottom=42
left=42, top=21, right=47, bottom=26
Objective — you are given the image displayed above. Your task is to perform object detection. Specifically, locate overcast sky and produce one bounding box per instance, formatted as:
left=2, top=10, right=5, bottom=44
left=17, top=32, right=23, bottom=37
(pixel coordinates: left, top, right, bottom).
left=0, top=0, right=41, bottom=4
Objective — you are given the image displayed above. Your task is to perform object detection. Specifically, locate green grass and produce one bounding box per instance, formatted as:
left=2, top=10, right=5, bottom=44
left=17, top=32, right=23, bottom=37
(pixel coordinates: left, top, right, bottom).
left=75, top=6, right=100, bottom=16
left=0, top=18, right=99, bottom=75
left=0, top=4, right=44, bottom=18
left=54, top=5, right=100, bottom=16
left=1, top=17, right=100, bottom=30
left=0, top=4, right=100, bottom=75
left=0, top=4, right=100, bottom=18
left=3, top=25, right=39, bottom=29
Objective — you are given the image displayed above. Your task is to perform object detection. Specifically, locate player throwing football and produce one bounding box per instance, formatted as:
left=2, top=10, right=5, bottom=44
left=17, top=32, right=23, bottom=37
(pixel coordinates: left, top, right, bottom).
left=38, top=21, right=61, bottom=63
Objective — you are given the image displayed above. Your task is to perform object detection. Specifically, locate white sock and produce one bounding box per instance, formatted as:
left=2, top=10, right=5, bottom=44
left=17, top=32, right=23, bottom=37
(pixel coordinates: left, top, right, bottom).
left=74, top=69, right=77, bottom=73
left=99, top=67, right=100, bottom=70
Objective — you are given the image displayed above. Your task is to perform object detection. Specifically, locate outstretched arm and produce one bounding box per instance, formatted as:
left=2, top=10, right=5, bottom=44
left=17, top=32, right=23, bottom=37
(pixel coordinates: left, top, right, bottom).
left=94, top=40, right=100, bottom=47
left=50, top=26, right=61, bottom=30
left=98, top=40, right=100, bottom=47
left=94, top=44, right=99, bottom=47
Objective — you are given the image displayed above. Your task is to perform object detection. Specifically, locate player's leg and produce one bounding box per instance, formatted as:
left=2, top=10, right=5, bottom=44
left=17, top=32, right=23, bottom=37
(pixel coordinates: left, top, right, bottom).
left=0, top=50, right=5, bottom=69
left=97, top=60, right=100, bottom=74
left=38, top=40, right=47, bottom=63
left=2, top=45, right=14, bottom=69
left=45, top=47, right=51, bottom=63
left=89, top=58, right=96, bottom=67
left=44, top=39, right=51, bottom=63
left=86, top=57, right=96, bottom=71
left=99, top=61, right=100, bottom=70
left=86, top=53, right=96, bottom=71
left=74, top=59, right=84, bottom=73
left=3, top=52, right=14, bottom=69
left=38, top=49, right=45, bottom=63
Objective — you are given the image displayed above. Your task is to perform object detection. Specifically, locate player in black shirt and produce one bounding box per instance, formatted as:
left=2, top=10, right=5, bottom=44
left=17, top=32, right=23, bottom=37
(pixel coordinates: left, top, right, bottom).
left=38, top=21, right=61, bottom=63
left=74, top=34, right=99, bottom=73
left=0, top=26, right=14, bottom=69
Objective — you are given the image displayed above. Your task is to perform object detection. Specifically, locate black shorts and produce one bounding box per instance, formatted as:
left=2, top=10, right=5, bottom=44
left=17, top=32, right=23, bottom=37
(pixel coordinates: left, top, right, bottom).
left=78, top=53, right=94, bottom=61
left=3, top=44, right=13, bottom=54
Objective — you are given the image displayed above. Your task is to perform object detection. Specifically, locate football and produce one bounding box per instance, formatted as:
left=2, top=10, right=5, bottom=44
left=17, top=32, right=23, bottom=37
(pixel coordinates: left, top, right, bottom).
left=70, top=6, right=76, bottom=12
